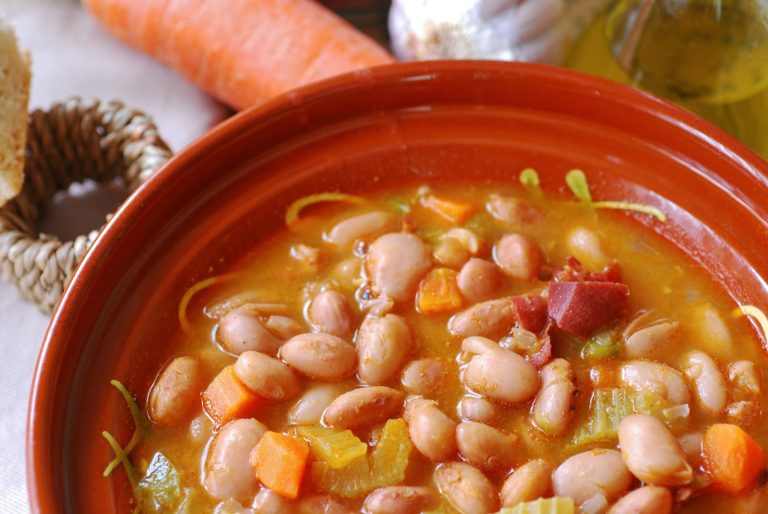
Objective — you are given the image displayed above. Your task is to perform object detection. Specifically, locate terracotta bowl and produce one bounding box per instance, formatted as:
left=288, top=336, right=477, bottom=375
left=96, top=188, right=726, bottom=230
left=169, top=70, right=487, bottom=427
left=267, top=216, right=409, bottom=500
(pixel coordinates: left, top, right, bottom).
left=27, top=61, right=768, bottom=512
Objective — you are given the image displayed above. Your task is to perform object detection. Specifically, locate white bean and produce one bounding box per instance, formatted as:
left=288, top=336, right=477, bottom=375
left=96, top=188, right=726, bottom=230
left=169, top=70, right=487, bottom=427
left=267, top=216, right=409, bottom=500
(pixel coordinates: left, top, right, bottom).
left=326, top=211, right=397, bottom=246
left=204, top=419, right=267, bottom=501
left=501, top=459, right=553, bottom=508
left=307, top=290, right=354, bottom=339
left=618, top=414, right=693, bottom=486
left=727, top=400, right=762, bottom=427
left=401, top=358, right=448, bottom=396
left=252, top=488, right=295, bottom=514
left=434, top=237, right=472, bottom=270
left=323, top=386, right=404, bottom=429
left=619, top=360, right=690, bottom=406
left=448, top=299, right=515, bottom=338
left=365, top=232, right=432, bottom=302
left=689, top=303, right=733, bottom=359
left=218, top=307, right=283, bottom=355
left=363, top=486, right=439, bottom=514
left=234, top=351, right=301, bottom=402
left=456, top=421, right=517, bottom=474
left=434, top=462, right=499, bottom=514
left=677, top=432, right=704, bottom=469
left=531, top=358, right=577, bottom=436
left=486, top=195, right=542, bottom=226
left=264, top=315, right=303, bottom=340
left=624, top=321, right=679, bottom=359
left=458, top=396, right=501, bottom=424
left=728, top=360, right=762, bottom=399
left=356, top=314, right=412, bottom=385
left=296, top=495, right=355, bottom=514
left=607, top=486, right=673, bottom=514
left=682, top=351, right=727, bottom=416
left=493, top=233, right=543, bottom=281
left=564, top=226, right=608, bottom=270
left=457, top=258, right=503, bottom=303
left=404, top=397, right=457, bottom=462
left=442, top=228, right=484, bottom=255
left=287, top=383, right=348, bottom=426
left=148, top=356, right=201, bottom=427
left=552, top=449, right=632, bottom=505
left=462, top=339, right=540, bottom=405
left=279, top=333, right=356, bottom=381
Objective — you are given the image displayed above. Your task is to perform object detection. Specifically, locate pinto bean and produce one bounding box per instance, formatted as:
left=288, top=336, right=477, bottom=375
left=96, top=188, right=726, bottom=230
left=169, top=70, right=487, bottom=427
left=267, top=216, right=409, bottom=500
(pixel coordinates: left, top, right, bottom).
left=363, top=486, right=439, bottom=514
left=565, top=226, right=609, bottom=270
left=434, top=462, right=499, bottom=514
left=462, top=337, right=540, bottom=404
left=486, top=195, right=542, bottom=226
left=287, top=383, right=348, bottom=426
left=148, top=356, right=201, bottom=427
left=434, top=237, right=472, bottom=270
left=552, top=449, right=632, bottom=505
left=448, top=299, right=515, bottom=338
left=728, top=360, right=762, bottom=399
left=218, top=307, right=283, bottom=355
left=234, top=351, right=301, bottom=402
left=279, top=333, right=356, bottom=381
left=356, top=314, right=412, bottom=385
left=443, top=228, right=484, bottom=254
left=689, top=303, right=733, bottom=359
left=204, top=418, right=267, bottom=501
left=457, top=258, right=503, bottom=303
left=459, top=396, right=501, bottom=424
left=618, top=414, right=693, bottom=486
left=531, top=358, right=577, bottom=436
left=307, top=290, right=354, bottom=339
left=264, top=315, right=303, bottom=340
left=326, top=211, right=397, bottom=246
left=619, top=360, right=690, bottom=406
left=624, top=321, right=679, bottom=359
left=501, top=459, right=554, bottom=508
left=456, top=421, right=517, bottom=474
left=365, top=232, right=432, bottom=302
left=682, top=351, right=727, bottom=416
left=323, top=386, right=404, bottom=429
left=727, top=400, right=762, bottom=427
left=330, top=258, right=361, bottom=291
left=493, top=234, right=543, bottom=281
left=296, top=495, right=355, bottom=514
left=401, top=358, right=448, bottom=396
left=252, top=487, right=295, bottom=514
left=607, top=486, right=673, bottom=514
left=404, top=397, right=457, bottom=462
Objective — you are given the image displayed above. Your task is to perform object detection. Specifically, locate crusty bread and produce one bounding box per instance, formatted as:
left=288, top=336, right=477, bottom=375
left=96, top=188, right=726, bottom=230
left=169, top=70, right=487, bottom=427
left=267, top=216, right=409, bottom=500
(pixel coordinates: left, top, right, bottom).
left=0, top=21, right=30, bottom=207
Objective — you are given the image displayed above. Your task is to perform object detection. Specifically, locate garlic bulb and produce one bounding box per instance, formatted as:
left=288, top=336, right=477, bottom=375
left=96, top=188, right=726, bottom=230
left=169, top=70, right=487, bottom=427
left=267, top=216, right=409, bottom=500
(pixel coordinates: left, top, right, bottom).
left=389, top=0, right=611, bottom=65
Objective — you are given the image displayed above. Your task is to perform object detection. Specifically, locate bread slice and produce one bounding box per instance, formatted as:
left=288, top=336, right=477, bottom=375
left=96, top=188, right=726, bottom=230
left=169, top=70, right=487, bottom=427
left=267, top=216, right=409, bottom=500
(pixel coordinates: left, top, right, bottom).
left=0, top=21, right=30, bottom=207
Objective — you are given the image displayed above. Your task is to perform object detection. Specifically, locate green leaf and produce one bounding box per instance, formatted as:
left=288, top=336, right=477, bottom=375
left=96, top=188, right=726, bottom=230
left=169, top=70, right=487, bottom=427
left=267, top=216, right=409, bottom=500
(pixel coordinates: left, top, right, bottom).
left=565, top=169, right=592, bottom=204
left=519, top=168, right=540, bottom=189
left=135, top=452, right=183, bottom=512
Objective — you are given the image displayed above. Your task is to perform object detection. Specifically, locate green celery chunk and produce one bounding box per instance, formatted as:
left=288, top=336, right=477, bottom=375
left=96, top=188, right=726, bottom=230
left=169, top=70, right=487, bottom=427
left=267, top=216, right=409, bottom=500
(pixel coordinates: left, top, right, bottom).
left=297, top=425, right=367, bottom=469
left=500, top=497, right=575, bottom=514
left=134, top=453, right=182, bottom=513
left=572, top=388, right=634, bottom=446
left=582, top=330, right=622, bottom=360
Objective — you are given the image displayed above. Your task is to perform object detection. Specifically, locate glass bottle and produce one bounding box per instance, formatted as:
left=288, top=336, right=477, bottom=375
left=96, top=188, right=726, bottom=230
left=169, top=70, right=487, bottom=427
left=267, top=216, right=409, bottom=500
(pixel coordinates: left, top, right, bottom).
left=567, top=0, right=768, bottom=158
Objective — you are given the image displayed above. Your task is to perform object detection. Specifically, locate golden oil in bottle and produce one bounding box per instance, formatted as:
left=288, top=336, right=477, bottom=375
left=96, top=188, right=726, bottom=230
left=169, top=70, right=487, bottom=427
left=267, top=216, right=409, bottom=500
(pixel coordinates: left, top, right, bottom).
left=567, top=0, right=768, bottom=158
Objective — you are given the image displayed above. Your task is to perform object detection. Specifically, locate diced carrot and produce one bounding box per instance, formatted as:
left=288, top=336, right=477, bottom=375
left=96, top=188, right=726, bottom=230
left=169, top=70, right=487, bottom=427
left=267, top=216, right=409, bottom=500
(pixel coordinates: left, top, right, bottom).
left=421, top=195, right=475, bottom=224
left=202, top=365, right=263, bottom=426
left=417, top=268, right=463, bottom=314
left=252, top=431, right=310, bottom=499
left=703, top=423, right=766, bottom=495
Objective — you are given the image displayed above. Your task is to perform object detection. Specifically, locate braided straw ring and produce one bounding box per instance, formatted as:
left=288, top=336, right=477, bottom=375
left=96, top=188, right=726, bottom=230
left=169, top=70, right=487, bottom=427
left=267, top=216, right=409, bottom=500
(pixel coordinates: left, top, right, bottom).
left=0, top=97, right=172, bottom=313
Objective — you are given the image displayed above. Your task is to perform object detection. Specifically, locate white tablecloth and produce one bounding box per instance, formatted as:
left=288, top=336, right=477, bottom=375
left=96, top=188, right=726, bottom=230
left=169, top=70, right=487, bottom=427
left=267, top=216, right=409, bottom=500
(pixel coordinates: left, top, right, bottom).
left=0, top=1, right=228, bottom=510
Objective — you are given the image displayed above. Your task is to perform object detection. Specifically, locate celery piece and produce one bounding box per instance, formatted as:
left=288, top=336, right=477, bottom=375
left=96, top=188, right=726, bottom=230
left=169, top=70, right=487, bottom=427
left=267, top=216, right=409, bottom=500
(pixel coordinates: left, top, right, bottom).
left=565, top=169, right=592, bottom=204
left=310, top=418, right=412, bottom=498
left=519, top=168, right=541, bottom=189
left=370, top=418, right=413, bottom=487
left=297, top=425, right=367, bottom=469
left=572, top=388, right=633, bottom=446
left=582, top=330, right=621, bottom=360
left=134, top=452, right=182, bottom=513
left=633, top=391, right=689, bottom=431
left=500, top=497, right=575, bottom=514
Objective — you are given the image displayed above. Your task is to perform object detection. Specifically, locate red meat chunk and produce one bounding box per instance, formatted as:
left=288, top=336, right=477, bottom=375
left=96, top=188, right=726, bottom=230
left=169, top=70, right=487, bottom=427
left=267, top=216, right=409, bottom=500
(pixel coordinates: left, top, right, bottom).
left=554, top=256, right=623, bottom=283
left=511, top=294, right=548, bottom=334
left=547, top=281, right=629, bottom=337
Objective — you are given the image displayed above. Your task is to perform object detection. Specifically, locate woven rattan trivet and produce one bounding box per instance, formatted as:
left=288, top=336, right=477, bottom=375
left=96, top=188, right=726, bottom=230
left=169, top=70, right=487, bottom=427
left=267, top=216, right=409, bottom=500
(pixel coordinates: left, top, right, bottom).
left=0, top=97, right=172, bottom=313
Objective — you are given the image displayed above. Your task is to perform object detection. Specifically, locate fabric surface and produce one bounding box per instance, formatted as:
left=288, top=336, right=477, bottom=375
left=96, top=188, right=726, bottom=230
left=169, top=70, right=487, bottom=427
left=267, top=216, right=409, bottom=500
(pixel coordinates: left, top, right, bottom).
left=0, top=1, right=228, bottom=511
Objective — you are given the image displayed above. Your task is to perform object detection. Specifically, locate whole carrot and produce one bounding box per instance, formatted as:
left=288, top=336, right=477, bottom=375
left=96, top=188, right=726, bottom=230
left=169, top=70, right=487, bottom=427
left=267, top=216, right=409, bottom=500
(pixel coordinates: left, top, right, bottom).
left=83, top=0, right=394, bottom=109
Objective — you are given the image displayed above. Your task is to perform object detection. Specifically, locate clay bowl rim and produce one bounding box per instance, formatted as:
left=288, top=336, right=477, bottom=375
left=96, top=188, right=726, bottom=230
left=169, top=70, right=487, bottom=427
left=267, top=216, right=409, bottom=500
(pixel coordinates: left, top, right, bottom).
left=26, top=60, right=768, bottom=512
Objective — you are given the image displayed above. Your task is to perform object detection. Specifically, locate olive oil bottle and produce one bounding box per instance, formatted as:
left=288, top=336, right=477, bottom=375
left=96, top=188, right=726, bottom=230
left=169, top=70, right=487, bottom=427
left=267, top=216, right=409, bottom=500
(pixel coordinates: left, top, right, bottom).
left=567, top=0, right=768, bottom=158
